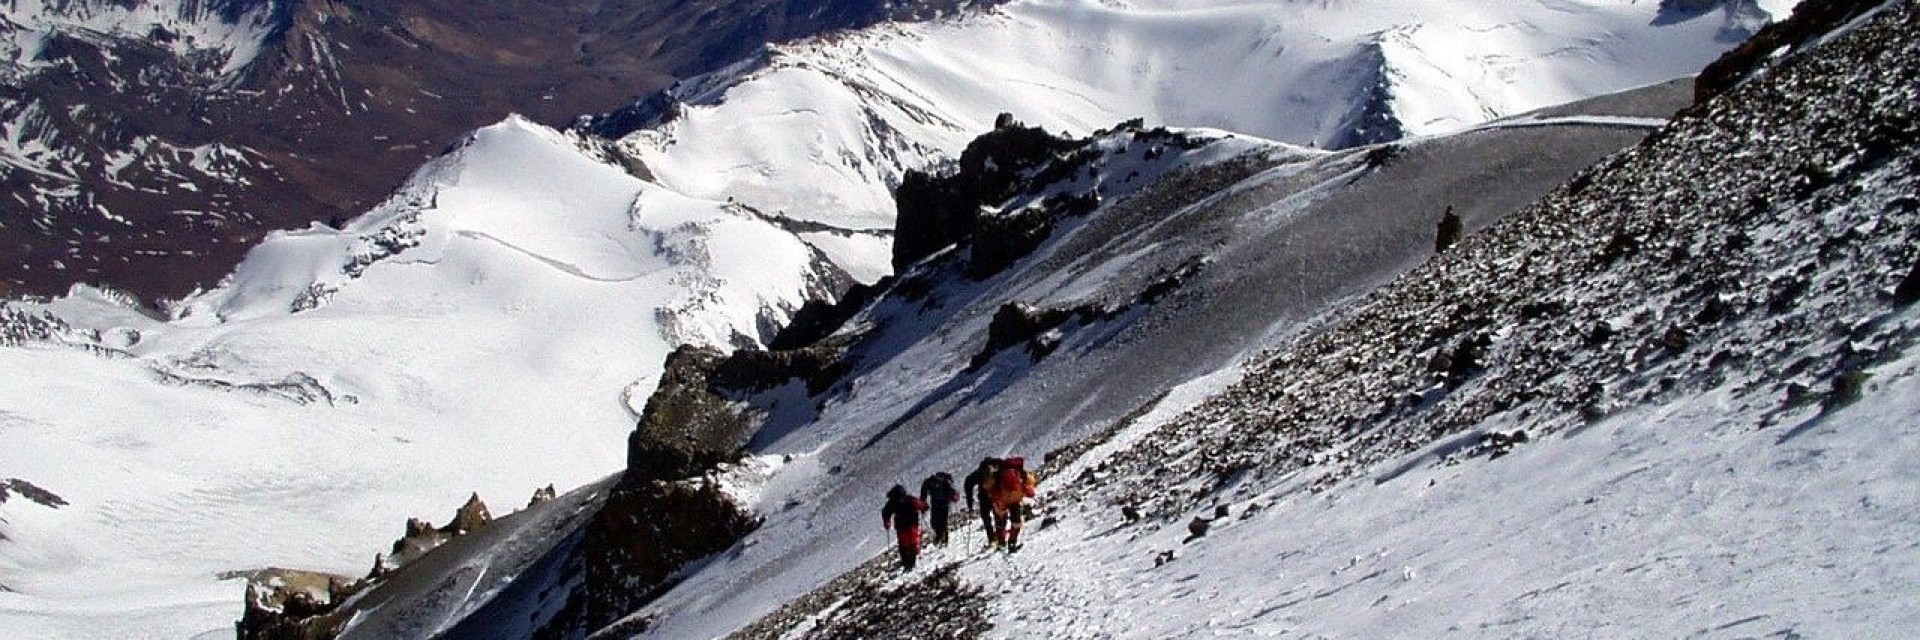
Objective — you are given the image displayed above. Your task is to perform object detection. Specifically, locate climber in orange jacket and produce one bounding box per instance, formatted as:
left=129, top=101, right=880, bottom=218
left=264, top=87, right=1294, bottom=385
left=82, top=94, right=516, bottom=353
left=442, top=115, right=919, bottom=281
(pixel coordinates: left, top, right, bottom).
left=983, top=456, right=1038, bottom=552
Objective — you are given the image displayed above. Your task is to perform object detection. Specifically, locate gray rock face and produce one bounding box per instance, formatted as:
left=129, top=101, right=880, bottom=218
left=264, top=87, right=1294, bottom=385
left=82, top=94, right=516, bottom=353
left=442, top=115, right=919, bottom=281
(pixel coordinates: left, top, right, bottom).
left=625, top=345, right=760, bottom=483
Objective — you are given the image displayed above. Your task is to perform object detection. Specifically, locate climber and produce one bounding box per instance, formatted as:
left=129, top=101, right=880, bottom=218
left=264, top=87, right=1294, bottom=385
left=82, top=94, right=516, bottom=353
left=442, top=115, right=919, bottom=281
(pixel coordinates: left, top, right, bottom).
left=881, top=484, right=929, bottom=570
left=984, top=456, right=1038, bottom=552
left=963, top=457, right=1001, bottom=547
left=919, top=471, right=960, bottom=546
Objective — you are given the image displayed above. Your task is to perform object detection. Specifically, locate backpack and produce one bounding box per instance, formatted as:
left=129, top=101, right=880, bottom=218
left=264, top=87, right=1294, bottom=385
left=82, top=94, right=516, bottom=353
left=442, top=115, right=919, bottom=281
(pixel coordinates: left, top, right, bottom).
left=993, top=457, right=1035, bottom=501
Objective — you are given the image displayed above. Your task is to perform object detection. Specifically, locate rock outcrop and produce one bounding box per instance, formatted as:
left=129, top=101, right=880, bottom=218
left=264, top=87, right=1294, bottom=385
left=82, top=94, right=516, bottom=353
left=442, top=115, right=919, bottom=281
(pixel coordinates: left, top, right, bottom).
left=234, top=491, right=502, bottom=639
left=893, top=118, right=1218, bottom=278
left=1694, top=0, right=1886, bottom=103
left=892, top=116, right=1090, bottom=272
left=527, top=328, right=871, bottom=636
left=232, top=568, right=361, bottom=640
left=0, top=478, right=68, bottom=509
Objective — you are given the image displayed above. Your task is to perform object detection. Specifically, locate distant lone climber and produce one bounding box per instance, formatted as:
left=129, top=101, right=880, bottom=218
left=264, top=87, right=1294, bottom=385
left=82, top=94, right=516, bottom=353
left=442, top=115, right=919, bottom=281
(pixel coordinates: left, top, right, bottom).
left=881, top=484, right=929, bottom=570
left=963, top=458, right=1001, bottom=547
left=984, top=456, right=1038, bottom=552
left=919, top=471, right=959, bottom=546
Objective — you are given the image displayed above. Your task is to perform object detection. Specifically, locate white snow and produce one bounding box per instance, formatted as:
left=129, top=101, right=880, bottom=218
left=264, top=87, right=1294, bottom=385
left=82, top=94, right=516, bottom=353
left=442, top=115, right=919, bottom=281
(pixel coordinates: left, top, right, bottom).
left=0, top=116, right=831, bottom=639
left=617, top=0, right=1791, bottom=278
left=972, top=338, right=1920, bottom=638
left=0, top=0, right=1813, bottom=636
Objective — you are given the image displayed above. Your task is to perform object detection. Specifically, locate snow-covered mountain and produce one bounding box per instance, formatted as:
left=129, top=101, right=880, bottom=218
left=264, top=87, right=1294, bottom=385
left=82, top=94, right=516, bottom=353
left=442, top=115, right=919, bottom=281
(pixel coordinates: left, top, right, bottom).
left=0, top=0, right=1848, bottom=638
left=0, top=0, right=981, bottom=302
left=708, top=4, right=1920, bottom=637
left=281, top=1, right=1916, bottom=638
left=0, top=115, right=846, bottom=639
left=586, top=0, right=1799, bottom=280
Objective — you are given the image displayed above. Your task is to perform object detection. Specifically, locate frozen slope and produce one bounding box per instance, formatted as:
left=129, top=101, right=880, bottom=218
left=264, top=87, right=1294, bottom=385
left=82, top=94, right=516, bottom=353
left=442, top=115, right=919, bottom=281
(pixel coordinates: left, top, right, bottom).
left=0, top=1, right=1811, bottom=636
left=0, top=116, right=840, bottom=639
left=717, top=3, right=1920, bottom=637
left=603, top=0, right=1799, bottom=279
left=618, top=88, right=1693, bottom=638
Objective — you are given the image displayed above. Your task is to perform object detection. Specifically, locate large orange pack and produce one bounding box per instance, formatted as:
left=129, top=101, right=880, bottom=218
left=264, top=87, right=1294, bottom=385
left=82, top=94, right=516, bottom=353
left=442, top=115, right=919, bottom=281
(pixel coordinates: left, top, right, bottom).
left=987, top=457, right=1037, bottom=506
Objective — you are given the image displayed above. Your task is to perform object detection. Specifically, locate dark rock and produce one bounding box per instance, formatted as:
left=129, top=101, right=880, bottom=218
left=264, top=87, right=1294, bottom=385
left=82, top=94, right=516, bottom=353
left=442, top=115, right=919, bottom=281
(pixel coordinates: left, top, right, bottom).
left=891, top=124, right=1086, bottom=271
left=711, top=337, right=854, bottom=397
left=1484, top=430, right=1531, bottom=460
left=233, top=568, right=359, bottom=640
left=445, top=493, right=492, bottom=536
left=626, top=345, right=759, bottom=482
left=528, top=484, right=558, bottom=508
left=1184, top=516, right=1210, bottom=542
left=970, top=204, right=1056, bottom=278
left=1363, top=143, right=1404, bottom=168
left=403, top=517, right=434, bottom=539
left=0, top=478, right=68, bottom=508
left=1895, top=261, right=1920, bottom=305
left=547, top=478, right=760, bottom=638
left=1121, top=505, right=1142, bottom=522
left=768, top=278, right=890, bottom=350
left=1823, top=368, right=1871, bottom=412
left=970, top=302, right=1078, bottom=369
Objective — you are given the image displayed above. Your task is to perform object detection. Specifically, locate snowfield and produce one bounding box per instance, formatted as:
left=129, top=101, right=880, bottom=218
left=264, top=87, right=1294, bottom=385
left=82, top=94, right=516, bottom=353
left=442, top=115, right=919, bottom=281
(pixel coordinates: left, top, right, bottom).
left=610, top=0, right=1800, bottom=279
left=0, top=117, right=837, bottom=639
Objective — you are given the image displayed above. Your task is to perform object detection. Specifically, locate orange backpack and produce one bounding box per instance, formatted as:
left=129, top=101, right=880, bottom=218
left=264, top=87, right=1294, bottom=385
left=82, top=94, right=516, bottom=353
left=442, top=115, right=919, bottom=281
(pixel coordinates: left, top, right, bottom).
left=990, top=457, right=1036, bottom=503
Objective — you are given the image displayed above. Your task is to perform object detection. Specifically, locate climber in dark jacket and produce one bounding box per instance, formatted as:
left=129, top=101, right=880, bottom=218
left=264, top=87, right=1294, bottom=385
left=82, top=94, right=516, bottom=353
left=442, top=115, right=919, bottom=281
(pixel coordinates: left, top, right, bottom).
left=962, top=458, right=1001, bottom=547
left=881, top=484, right=928, bottom=570
left=919, top=471, right=960, bottom=546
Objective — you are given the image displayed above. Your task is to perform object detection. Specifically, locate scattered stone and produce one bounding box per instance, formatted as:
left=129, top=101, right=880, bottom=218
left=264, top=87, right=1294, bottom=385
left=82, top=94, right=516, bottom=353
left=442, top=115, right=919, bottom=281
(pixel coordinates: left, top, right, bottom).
left=1184, top=517, right=1211, bottom=542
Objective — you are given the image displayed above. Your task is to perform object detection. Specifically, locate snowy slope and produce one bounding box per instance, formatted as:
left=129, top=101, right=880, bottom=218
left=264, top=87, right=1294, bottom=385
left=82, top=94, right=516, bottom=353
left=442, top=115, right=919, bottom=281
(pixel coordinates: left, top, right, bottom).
left=0, top=116, right=840, bottom=639
left=710, top=3, right=1920, bottom=637
left=600, top=0, right=1799, bottom=280
left=611, top=90, right=1698, bottom=637
left=0, top=0, right=1816, bottom=637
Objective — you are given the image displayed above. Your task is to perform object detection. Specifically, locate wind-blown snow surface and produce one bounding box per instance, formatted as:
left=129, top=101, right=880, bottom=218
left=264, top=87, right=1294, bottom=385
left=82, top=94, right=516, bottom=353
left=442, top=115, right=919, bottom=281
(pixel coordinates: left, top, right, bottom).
left=0, top=116, right=835, bottom=638
left=609, top=0, right=1797, bottom=279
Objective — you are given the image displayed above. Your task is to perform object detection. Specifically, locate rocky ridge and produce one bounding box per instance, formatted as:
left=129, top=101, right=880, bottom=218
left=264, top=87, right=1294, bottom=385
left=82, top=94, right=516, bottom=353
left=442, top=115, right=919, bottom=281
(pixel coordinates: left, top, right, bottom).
left=1061, top=0, right=1919, bottom=537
